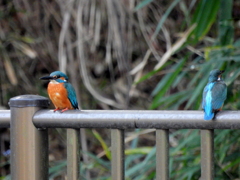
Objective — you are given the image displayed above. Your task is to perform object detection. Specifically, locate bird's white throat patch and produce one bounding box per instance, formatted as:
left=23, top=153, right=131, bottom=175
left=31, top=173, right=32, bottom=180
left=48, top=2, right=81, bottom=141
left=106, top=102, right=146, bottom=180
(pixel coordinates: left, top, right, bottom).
left=50, top=80, right=60, bottom=84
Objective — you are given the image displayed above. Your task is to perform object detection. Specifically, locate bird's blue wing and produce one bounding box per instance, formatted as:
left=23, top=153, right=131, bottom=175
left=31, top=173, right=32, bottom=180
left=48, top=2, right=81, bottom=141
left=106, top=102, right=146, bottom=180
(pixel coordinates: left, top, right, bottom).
left=64, top=83, right=79, bottom=109
left=211, top=81, right=227, bottom=110
left=202, top=86, right=208, bottom=109
left=202, top=83, right=215, bottom=120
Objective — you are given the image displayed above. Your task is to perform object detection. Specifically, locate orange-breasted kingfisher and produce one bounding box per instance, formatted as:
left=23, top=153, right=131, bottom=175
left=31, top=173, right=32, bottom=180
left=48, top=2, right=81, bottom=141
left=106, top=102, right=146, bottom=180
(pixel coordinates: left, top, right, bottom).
left=40, top=71, right=79, bottom=112
left=202, top=69, right=227, bottom=120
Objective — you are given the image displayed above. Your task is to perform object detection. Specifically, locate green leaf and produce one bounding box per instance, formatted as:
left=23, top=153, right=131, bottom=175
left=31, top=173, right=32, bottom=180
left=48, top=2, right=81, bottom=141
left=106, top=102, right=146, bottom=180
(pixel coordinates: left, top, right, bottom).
left=134, top=0, right=154, bottom=11
left=190, top=0, right=221, bottom=42
left=125, top=154, right=144, bottom=169
left=135, top=61, right=170, bottom=85
left=185, top=71, right=208, bottom=109
left=218, top=0, right=233, bottom=46
left=151, top=0, right=182, bottom=40
left=223, top=155, right=240, bottom=171
left=83, top=151, right=110, bottom=168
left=125, top=147, right=156, bottom=177
left=125, top=147, right=152, bottom=155
left=151, top=58, right=186, bottom=109
left=225, top=68, right=240, bottom=86
left=153, top=89, right=192, bottom=109
left=49, top=160, right=67, bottom=178
left=92, top=129, right=111, bottom=160
left=170, top=130, right=199, bottom=155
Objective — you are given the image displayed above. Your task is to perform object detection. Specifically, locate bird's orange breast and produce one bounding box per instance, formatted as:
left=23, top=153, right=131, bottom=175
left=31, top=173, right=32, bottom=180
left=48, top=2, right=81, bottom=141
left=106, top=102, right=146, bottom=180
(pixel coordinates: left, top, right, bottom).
left=47, top=82, right=73, bottom=110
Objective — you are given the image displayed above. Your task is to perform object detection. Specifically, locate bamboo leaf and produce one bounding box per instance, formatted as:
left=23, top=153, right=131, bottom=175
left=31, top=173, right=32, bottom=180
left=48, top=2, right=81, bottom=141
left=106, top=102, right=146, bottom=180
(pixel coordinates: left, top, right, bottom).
left=190, top=0, right=221, bottom=42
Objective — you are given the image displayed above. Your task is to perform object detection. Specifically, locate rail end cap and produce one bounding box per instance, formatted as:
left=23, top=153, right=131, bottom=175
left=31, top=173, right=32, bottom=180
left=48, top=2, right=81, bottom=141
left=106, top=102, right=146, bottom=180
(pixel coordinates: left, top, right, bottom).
left=9, top=94, right=50, bottom=108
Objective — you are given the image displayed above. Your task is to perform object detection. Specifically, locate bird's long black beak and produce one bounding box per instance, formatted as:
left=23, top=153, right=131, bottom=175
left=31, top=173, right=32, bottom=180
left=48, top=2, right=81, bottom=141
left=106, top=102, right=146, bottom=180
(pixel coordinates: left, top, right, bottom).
left=220, top=70, right=225, bottom=74
left=40, top=76, right=54, bottom=80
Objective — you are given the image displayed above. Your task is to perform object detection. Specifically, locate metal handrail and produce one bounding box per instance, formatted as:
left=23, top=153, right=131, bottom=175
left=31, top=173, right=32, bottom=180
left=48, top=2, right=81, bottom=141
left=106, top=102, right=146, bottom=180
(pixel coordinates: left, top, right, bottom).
left=1, top=95, right=239, bottom=180
left=2, top=110, right=240, bottom=129
left=33, top=110, right=240, bottom=129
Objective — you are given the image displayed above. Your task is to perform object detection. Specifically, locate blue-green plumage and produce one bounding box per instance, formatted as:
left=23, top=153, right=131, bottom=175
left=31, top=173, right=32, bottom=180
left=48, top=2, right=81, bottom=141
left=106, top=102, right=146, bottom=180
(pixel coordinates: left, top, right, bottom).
left=202, top=69, right=227, bottom=120
left=50, top=71, right=68, bottom=81
left=64, top=82, right=78, bottom=109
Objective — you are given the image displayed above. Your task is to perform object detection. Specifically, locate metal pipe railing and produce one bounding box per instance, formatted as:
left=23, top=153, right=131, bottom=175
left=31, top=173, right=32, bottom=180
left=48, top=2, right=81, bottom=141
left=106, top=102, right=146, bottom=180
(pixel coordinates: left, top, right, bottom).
left=2, top=109, right=240, bottom=129
left=33, top=110, right=240, bottom=129
left=1, top=95, right=240, bottom=180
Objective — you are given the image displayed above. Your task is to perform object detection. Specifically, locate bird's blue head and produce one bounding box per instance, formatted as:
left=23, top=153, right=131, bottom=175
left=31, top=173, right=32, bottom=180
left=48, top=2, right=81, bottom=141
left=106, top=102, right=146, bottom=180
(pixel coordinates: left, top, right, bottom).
left=208, top=69, right=224, bottom=82
left=40, top=71, right=68, bottom=82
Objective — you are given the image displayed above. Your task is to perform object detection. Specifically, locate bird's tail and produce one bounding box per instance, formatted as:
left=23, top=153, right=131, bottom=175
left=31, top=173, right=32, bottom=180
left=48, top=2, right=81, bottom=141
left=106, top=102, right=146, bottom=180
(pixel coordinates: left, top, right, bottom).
left=204, top=112, right=214, bottom=120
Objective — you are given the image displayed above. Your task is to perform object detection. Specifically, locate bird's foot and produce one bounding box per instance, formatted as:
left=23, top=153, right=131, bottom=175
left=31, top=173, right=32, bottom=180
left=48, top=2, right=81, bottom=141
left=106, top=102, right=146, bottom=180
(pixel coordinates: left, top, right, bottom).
left=61, top=108, right=69, bottom=113
left=53, top=108, right=60, bottom=112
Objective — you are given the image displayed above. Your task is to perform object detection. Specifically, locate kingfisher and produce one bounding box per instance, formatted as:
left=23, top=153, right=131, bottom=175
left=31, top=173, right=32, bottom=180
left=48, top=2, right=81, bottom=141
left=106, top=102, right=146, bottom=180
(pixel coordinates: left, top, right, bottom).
left=40, top=71, right=79, bottom=112
left=202, top=69, right=227, bottom=120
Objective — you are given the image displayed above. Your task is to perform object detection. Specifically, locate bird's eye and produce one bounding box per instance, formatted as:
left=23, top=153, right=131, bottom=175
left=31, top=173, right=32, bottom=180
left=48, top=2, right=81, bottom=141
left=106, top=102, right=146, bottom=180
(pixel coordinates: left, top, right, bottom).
left=53, top=75, right=58, bottom=79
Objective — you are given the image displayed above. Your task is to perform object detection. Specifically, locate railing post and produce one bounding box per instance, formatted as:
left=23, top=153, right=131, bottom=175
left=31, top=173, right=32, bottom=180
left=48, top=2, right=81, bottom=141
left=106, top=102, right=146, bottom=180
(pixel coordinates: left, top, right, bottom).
left=9, top=95, right=49, bottom=180
left=156, top=129, right=169, bottom=180
left=111, top=129, right=124, bottom=180
left=67, top=128, right=80, bottom=180
left=201, top=129, right=214, bottom=180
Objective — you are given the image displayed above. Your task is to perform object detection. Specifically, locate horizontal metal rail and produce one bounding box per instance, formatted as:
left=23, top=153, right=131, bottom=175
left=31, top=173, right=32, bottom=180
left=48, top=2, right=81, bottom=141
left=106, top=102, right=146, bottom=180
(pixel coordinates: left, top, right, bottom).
left=1, top=96, right=240, bottom=180
left=1, top=110, right=240, bottom=129
left=31, top=110, right=240, bottom=129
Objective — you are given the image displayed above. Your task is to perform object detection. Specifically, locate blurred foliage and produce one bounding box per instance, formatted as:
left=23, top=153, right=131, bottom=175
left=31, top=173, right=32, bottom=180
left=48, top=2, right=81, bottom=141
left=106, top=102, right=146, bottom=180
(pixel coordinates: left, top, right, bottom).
left=1, top=0, right=240, bottom=179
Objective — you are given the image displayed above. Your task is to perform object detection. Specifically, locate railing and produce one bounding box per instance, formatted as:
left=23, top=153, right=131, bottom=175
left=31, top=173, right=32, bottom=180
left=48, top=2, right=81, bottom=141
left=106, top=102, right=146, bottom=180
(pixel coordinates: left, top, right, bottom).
left=0, top=95, right=240, bottom=180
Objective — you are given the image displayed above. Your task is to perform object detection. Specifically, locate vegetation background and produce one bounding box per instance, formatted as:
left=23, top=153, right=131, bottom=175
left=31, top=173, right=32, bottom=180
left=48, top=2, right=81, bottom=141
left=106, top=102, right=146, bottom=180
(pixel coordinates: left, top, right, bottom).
left=1, top=0, right=240, bottom=179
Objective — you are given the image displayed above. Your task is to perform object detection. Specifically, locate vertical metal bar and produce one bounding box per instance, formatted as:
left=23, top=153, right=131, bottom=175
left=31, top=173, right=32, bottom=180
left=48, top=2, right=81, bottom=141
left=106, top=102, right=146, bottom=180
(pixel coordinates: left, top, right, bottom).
left=156, top=129, right=169, bottom=180
left=201, top=129, right=214, bottom=180
left=9, top=95, right=49, bottom=180
left=111, top=129, right=124, bottom=180
left=67, top=128, right=80, bottom=180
